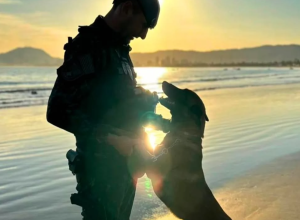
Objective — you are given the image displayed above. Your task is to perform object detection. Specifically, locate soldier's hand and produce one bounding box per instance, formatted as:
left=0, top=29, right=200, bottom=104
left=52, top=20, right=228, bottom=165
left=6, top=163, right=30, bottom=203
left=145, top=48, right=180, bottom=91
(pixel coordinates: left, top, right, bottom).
left=106, top=134, right=135, bottom=157
left=134, top=86, right=152, bottom=96
left=105, top=134, right=152, bottom=159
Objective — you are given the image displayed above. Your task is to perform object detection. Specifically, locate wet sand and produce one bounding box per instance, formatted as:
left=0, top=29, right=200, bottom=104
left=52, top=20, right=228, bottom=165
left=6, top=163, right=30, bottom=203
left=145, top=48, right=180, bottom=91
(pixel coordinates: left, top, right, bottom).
left=0, top=83, right=300, bottom=220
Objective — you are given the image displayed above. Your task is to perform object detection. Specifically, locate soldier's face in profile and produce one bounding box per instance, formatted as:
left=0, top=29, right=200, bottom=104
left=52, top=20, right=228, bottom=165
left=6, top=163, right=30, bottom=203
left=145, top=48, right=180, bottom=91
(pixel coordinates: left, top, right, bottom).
left=120, top=1, right=149, bottom=44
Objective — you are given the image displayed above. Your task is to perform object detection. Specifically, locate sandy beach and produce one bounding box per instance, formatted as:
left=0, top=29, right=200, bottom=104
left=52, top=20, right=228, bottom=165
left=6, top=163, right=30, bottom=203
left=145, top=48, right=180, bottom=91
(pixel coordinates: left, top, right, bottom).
left=0, top=69, right=300, bottom=219
left=216, top=152, right=300, bottom=220
left=152, top=151, right=300, bottom=220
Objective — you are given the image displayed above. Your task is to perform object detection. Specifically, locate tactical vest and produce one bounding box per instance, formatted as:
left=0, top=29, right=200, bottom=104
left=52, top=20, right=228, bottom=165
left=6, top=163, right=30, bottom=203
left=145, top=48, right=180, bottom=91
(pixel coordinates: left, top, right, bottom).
left=48, top=27, right=140, bottom=136
left=58, top=28, right=144, bottom=130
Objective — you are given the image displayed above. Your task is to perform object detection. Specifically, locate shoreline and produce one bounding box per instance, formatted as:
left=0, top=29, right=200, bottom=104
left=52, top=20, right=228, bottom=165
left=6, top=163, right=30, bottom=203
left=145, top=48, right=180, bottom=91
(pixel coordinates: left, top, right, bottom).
left=0, top=66, right=299, bottom=68
left=1, top=82, right=300, bottom=110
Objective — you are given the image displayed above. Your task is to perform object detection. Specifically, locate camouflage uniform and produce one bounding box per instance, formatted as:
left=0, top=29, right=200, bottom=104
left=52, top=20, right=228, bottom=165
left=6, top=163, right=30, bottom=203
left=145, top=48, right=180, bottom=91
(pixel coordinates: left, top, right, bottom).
left=47, top=16, right=148, bottom=220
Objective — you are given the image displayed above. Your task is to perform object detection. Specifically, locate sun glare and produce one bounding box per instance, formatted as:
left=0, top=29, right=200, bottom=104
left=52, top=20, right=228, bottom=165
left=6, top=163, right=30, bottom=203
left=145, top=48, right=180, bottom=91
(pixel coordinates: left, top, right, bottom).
left=145, top=127, right=157, bottom=150
left=135, top=67, right=167, bottom=92
left=136, top=67, right=167, bottom=150
left=159, top=0, right=164, bottom=5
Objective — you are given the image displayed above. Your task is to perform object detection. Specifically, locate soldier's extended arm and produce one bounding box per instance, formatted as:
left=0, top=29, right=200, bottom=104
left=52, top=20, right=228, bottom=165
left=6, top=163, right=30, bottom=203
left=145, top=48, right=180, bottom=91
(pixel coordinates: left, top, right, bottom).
left=47, top=35, right=170, bottom=140
left=105, top=133, right=153, bottom=158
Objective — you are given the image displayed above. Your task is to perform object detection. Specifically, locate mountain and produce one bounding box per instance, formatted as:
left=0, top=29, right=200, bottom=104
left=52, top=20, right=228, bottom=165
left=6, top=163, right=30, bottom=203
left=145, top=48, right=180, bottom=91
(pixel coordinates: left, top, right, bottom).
left=1, top=45, right=300, bottom=67
left=130, top=45, right=300, bottom=66
left=0, top=47, right=63, bottom=66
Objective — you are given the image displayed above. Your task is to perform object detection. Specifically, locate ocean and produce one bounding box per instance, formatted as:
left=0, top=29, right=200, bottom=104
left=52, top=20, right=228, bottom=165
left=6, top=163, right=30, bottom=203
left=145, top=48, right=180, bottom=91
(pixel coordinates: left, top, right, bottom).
left=1, top=66, right=300, bottom=109
left=0, top=67, right=300, bottom=220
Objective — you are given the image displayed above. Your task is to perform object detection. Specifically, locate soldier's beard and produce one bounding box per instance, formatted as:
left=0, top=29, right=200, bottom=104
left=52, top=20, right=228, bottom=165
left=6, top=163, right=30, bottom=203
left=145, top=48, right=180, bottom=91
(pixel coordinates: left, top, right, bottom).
left=123, top=36, right=134, bottom=45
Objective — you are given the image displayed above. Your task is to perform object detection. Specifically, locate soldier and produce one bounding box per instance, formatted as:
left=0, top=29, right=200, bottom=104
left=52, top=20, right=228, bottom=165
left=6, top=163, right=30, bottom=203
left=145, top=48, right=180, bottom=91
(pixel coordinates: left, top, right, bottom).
left=46, top=0, right=160, bottom=219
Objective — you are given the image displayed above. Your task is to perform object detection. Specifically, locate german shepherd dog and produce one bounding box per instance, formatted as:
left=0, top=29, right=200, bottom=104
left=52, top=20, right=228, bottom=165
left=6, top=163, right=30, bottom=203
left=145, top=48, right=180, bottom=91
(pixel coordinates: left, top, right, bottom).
left=146, top=81, right=231, bottom=220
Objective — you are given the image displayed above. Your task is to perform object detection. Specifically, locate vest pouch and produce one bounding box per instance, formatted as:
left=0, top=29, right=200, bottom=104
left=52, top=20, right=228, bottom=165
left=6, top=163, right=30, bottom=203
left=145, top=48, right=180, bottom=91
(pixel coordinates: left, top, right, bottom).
left=57, top=53, right=95, bottom=83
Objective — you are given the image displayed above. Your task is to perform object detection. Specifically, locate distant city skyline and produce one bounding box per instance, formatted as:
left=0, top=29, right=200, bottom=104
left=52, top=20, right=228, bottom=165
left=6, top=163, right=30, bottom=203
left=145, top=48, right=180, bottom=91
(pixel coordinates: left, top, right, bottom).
left=0, top=0, right=300, bottom=58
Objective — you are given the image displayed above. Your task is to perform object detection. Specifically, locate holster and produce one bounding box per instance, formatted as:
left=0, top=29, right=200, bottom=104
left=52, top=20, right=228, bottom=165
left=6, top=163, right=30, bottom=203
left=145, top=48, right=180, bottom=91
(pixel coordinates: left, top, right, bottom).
left=66, top=149, right=83, bottom=175
left=70, top=193, right=92, bottom=208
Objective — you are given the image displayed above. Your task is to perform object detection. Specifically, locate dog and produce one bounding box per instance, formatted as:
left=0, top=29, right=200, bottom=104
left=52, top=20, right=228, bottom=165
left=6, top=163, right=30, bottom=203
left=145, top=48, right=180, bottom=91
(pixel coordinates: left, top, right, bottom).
left=145, top=81, right=231, bottom=220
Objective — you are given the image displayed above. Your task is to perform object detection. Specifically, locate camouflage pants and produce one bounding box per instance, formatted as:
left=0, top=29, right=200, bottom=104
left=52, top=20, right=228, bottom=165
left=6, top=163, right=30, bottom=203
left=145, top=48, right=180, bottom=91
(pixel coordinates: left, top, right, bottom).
left=71, top=140, right=137, bottom=220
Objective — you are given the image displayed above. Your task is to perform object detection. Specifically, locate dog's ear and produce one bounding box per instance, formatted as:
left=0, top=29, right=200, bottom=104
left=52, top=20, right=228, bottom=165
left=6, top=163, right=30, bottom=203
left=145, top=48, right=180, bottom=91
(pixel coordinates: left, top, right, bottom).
left=190, top=105, right=202, bottom=117
left=190, top=105, right=208, bottom=138
left=190, top=105, right=209, bottom=122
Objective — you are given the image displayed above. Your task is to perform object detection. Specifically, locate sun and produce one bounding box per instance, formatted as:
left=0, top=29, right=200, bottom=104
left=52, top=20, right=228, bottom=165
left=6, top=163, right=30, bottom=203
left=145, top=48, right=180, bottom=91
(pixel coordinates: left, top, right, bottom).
left=159, top=0, right=164, bottom=5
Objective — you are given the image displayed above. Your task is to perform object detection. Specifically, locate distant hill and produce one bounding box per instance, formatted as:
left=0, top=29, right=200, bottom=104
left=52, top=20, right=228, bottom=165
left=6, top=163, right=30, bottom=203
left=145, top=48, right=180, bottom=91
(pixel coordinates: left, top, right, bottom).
left=0, top=47, right=63, bottom=66
left=130, top=45, right=300, bottom=66
left=1, top=45, right=300, bottom=67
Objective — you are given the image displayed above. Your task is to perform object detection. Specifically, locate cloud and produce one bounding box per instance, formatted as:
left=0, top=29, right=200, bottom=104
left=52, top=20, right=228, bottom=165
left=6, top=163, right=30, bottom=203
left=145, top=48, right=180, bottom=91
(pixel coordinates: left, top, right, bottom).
left=0, top=13, right=73, bottom=57
left=0, top=0, right=21, bottom=4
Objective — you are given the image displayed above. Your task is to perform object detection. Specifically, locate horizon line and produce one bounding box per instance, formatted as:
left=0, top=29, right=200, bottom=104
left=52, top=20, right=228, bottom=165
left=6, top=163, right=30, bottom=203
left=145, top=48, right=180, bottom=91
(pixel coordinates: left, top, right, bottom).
left=1, top=43, right=300, bottom=58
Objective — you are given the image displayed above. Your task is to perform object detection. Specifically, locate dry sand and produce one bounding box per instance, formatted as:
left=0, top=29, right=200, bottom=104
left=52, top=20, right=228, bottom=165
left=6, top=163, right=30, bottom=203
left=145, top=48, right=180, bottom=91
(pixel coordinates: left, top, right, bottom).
left=216, top=152, right=300, bottom=220
left=153, top=152, right=300, bottom=220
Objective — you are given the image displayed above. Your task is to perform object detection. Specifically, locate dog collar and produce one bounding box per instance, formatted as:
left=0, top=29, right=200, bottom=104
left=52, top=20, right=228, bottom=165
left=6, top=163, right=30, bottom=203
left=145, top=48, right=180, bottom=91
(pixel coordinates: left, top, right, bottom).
left=150, top=132, right=203, bottom=163
left=151, top=139, right=181, bottom=162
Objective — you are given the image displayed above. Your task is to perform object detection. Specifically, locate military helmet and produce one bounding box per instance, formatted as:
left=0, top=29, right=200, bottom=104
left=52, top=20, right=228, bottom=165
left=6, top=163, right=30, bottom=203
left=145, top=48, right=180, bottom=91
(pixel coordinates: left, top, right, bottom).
left=113, top=0, right=160, bottom=29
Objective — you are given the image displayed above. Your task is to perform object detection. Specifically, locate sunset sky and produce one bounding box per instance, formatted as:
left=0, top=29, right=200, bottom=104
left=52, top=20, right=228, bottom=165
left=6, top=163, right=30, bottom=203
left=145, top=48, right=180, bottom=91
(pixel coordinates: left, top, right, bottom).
left=0, top=0, right=300, bottom=58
